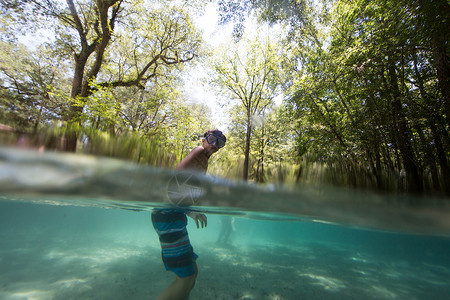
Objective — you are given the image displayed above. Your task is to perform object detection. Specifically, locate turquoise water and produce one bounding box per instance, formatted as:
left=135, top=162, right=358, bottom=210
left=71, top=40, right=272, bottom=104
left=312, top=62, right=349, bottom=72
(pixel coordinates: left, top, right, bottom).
left=1, top=148, right=450, bottom=299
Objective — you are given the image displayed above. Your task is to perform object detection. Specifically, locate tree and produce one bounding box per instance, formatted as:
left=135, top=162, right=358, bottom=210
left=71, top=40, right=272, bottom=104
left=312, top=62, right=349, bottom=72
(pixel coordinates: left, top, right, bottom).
left=285, top=0, right=449, bottom=195
left=2, top=0, right=204, bottom=150
left=0, top=41, right=70, bottom=132
left=217, top=0, right=314, bottom=41
left=112, top=87, right=171, bottom=136
left=211, top=31, right=282, bottom=180
left=409, top=0, right=450, bottom=127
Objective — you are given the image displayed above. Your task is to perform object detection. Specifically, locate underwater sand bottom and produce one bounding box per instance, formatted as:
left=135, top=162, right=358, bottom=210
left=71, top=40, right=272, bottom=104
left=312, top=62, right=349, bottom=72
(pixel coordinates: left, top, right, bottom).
left=0, top=234, right=449, bottom=300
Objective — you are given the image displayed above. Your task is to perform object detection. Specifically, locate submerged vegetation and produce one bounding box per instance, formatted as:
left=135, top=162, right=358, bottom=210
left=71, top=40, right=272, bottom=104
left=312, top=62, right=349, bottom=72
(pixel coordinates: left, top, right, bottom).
left=0, top=0, right=448, bottom=197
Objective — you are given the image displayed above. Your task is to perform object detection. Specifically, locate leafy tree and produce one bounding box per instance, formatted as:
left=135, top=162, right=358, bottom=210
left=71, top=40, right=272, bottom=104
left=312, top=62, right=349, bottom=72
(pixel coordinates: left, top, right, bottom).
left=285, top=0, right=449, bottom=195
left=160, top=100, right=214, bottom=164
left=217, top=0, right=314, bottom=41
left=0, top=41, right=70, bottom=132
left=407, top=0, right=450, bottom=126
left=2, top=0, right=204, bottom=150
left=112, top=87, right=172, bottom=136
left=211, top=31, right=282, bottom=180
left=250, top=106, right=294, bottom=183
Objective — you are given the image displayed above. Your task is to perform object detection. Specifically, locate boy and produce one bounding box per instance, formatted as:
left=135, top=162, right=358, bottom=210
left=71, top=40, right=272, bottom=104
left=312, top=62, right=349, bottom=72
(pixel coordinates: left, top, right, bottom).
left=152, top=129, right=226, bottom=300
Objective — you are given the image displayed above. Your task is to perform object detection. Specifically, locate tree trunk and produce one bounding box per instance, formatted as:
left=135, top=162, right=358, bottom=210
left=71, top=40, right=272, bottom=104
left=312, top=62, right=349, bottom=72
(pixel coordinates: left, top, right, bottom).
left=63, top=0, right=120, bottom=151
left=295, top=165, right=303, bottom=183
left=430, top=122, right=450, bottom=196
left=63, top=52, right=92, bottom=151
left=243, top=117, right=252, bottom=181
left=256, top=125, right=266, bottom=183
left=388, top=60, right=423, bottom=194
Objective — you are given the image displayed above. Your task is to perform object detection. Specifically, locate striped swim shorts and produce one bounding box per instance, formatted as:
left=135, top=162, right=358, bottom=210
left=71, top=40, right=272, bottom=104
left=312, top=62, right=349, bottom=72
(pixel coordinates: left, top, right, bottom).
left=151, top=209, right=198, bottom=278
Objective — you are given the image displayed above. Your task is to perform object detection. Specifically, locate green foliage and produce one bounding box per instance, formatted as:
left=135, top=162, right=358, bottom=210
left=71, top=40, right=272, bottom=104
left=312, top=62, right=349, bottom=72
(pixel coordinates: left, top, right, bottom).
left=0, top=40, right=71, bottom=132
left=210, top=28, right=285, bottom=180
left=100, top=3, right=204, bottom=88
left=211, top=104, right=297, bottom=183
left=217, top=0, right=313, bottom=41
left=284, top=0, right=450, bottom=195
left=0, top=0, right=214, bottom=170
left=31, top=122, right=172, bottom=166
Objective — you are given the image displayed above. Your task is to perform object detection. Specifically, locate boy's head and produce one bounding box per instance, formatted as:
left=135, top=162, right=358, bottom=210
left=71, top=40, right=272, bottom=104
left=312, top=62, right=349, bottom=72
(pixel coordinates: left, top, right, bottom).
left=202, top=129, right=226, bottom=150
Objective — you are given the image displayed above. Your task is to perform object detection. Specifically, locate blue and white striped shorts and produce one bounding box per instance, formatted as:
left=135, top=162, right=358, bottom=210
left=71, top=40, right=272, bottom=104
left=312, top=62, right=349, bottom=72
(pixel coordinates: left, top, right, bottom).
left=151, top=210, right=198, bottom=278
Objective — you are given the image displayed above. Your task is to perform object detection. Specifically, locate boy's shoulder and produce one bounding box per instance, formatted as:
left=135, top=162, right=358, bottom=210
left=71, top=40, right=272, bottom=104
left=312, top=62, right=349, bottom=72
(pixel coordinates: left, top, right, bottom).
left=189, top=146, right=205, bottom=156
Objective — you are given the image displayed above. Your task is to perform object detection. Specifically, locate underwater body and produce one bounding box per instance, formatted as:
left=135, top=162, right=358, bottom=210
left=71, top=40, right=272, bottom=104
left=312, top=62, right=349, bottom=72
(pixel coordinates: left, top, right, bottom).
left=1, top=148, right=450, bottom=300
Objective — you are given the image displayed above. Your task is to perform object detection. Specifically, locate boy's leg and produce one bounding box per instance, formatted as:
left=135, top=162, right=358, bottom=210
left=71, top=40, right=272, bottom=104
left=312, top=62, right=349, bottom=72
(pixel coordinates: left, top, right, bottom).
left=156, top=274, right=196, bottom=300
left=156, top=262, right=198, bottom=300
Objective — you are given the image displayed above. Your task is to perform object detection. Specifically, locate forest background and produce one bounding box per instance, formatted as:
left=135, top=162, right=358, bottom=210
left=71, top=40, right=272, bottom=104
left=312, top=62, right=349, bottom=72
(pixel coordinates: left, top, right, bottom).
left=0, top=0, right=448, bottom=197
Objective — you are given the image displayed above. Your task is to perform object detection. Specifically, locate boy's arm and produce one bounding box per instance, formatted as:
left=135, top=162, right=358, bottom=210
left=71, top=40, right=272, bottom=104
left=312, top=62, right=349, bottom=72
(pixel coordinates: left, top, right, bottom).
left=176, top=146, right=204, bottom=170
left=177, top=146, right=208, bottom=228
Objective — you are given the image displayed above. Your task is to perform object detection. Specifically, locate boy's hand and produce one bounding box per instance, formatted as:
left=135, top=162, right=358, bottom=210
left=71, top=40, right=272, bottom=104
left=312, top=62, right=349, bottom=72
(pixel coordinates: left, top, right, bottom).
left=187, top=212, right=207, bottom=228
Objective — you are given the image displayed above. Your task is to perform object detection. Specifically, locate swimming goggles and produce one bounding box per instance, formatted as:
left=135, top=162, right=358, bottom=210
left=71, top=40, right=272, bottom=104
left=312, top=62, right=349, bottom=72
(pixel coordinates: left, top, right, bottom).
left=205, top=133, right=226, bottom=149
